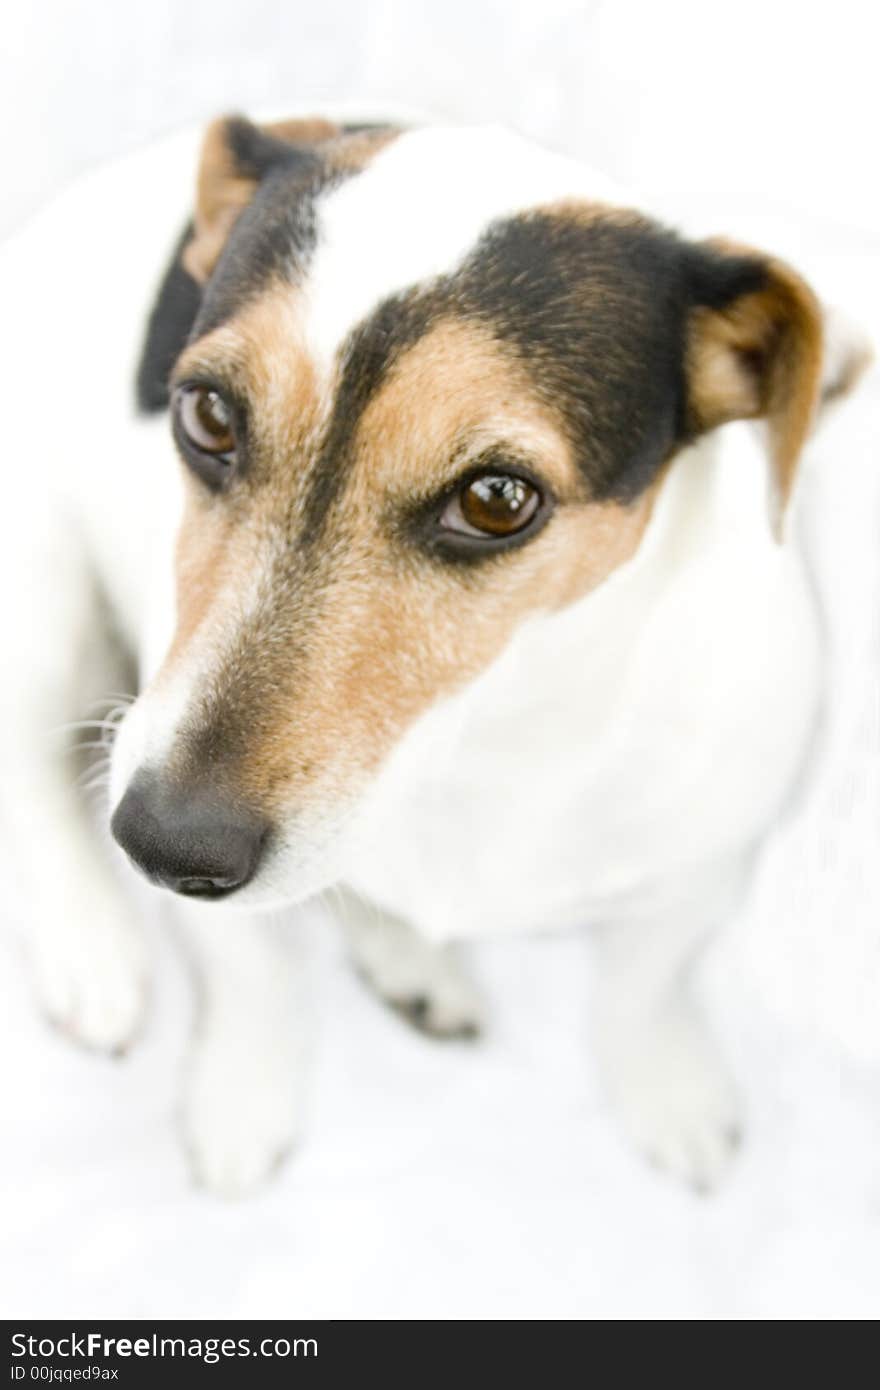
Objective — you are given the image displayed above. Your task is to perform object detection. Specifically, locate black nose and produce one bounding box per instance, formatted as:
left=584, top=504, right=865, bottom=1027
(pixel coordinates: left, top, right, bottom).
left=111, top=775, right=269, bottom=899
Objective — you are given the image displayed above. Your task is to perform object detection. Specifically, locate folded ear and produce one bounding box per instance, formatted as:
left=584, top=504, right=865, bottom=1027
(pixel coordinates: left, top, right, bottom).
left=182, top=114, right=344, bottom=283
left=684, top=240, right=824, bottom=539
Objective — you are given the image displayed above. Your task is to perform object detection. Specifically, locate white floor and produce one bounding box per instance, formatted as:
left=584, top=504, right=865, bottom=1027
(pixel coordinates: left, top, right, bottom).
left=2, top=910, right=880, bottom=1321
left=1, top=226, right=879, bottom=1323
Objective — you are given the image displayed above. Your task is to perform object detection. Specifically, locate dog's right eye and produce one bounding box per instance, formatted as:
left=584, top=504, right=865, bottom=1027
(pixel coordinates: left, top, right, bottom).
left=172, top=384, right=238, bottom=485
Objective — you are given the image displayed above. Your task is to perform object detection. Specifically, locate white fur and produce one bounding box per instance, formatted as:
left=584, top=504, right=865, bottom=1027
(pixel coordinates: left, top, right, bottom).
left=0, top=120, right=831, bottom=1195
left=177, top=905, right=307, bottom=1196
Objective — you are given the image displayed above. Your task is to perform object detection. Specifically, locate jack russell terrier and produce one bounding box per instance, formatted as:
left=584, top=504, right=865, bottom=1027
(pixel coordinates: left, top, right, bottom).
left=0, top=111, right=868, bottom=1197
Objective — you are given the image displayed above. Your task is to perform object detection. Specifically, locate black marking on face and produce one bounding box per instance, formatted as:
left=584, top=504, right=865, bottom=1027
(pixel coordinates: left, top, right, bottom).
left=135, top=222, right=202, bottom=413
left=299, top=292, right=435, bottom=544
left=295, top=209, right=770, bottom=540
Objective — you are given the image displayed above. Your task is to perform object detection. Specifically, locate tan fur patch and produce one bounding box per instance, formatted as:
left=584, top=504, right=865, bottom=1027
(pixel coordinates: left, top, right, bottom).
left=168, top=286, right=325, bottom=660
left=354, top=316, right=580, bottom=499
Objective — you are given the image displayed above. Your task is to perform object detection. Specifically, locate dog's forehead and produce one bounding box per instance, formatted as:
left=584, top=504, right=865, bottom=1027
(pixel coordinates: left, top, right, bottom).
left=303, top=125, right=627, bottom=365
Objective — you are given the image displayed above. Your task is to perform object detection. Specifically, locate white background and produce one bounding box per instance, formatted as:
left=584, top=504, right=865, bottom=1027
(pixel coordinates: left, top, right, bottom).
left=3, top=1, right=880, bottom=239
left=1, top=0, right=879, bottom=1320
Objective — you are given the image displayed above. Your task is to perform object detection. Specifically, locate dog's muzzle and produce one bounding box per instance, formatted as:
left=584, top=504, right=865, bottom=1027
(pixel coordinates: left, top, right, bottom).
left=110, top=773, right=270, bottom=899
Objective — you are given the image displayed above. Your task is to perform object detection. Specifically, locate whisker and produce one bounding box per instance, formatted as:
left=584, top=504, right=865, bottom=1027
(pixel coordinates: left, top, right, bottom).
left=61, top=735, right=122, bottom=757
left=80, top=778, right=111, bottom=798
left=75, top=755, right=111, bottom=782
left=53, top=719, right=121, bottom=735
left=83, top=693, right=136, bottom=715
left=54, top=702, right=132, bottom=759
left=78, top=771, right=113, bottom=798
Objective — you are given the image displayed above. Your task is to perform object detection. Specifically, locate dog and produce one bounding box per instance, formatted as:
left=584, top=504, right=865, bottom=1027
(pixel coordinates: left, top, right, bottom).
left=0, top=110, right=868, bottom=1197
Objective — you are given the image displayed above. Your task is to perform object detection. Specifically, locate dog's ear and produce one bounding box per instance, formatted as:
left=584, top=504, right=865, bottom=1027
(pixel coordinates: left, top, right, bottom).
left=684, top=240, right=825, bottom=538
left=136, top=113, right=384, bottom=412
left=182, top=114, right=343, bottom=284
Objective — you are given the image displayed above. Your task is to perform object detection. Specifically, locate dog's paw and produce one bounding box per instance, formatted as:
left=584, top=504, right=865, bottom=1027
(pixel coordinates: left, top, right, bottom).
left=31, top=911, right=148, bottom=1055
left=385, top=978, right=483, bottom=1039
left=181, top=1037, right=302, bottom=1199
left=600, top=1003, right=743, bottom=1193
left=362, top=947, right=483, bottom=1040
left=346, top=911, right=484, bottom=1040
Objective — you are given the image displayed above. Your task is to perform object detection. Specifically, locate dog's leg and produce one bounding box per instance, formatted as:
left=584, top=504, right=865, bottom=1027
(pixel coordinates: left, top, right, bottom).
left=176, top=904, right=307, bottom=1197
left=4, top=536, right=148, bottom=1054
left=14, top=764, right=149, bottom=1054
left=337, top=890, right=484, bottom=1039
left=591, top=857, right=749, bottom=1193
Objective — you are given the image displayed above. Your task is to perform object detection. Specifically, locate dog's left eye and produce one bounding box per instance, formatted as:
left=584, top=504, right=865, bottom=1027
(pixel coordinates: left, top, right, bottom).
left=172, top=385, right=237, bottom=481
left=441, top=474, right=541, bottom=539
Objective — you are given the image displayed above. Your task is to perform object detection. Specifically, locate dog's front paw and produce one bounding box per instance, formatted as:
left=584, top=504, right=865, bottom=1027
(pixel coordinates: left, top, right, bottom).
left=181, top=1034, right=302, bottom=1199
left=600, top=1002, right=743, bottom=1193
left=387, top=982, right=482, bottom=1039
left=31, top=908, right=149, bottom=1055
left=348, top=915, right=484, bottom=1039
left=366, top=950, right=484, bottom=1039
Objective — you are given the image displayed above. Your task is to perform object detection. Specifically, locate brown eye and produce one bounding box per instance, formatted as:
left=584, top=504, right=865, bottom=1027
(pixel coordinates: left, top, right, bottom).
left=447, top=474, right=541, bottom=538
left=175, top=385, right=236, bottom=457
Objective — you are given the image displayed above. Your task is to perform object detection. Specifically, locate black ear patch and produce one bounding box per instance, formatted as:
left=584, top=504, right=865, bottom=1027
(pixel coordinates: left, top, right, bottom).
left=135, top=222, right=202, bottom=413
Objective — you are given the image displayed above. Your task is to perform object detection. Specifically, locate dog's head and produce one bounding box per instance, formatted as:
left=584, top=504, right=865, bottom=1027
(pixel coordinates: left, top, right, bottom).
left=110, top=114, right=838, bottom=905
